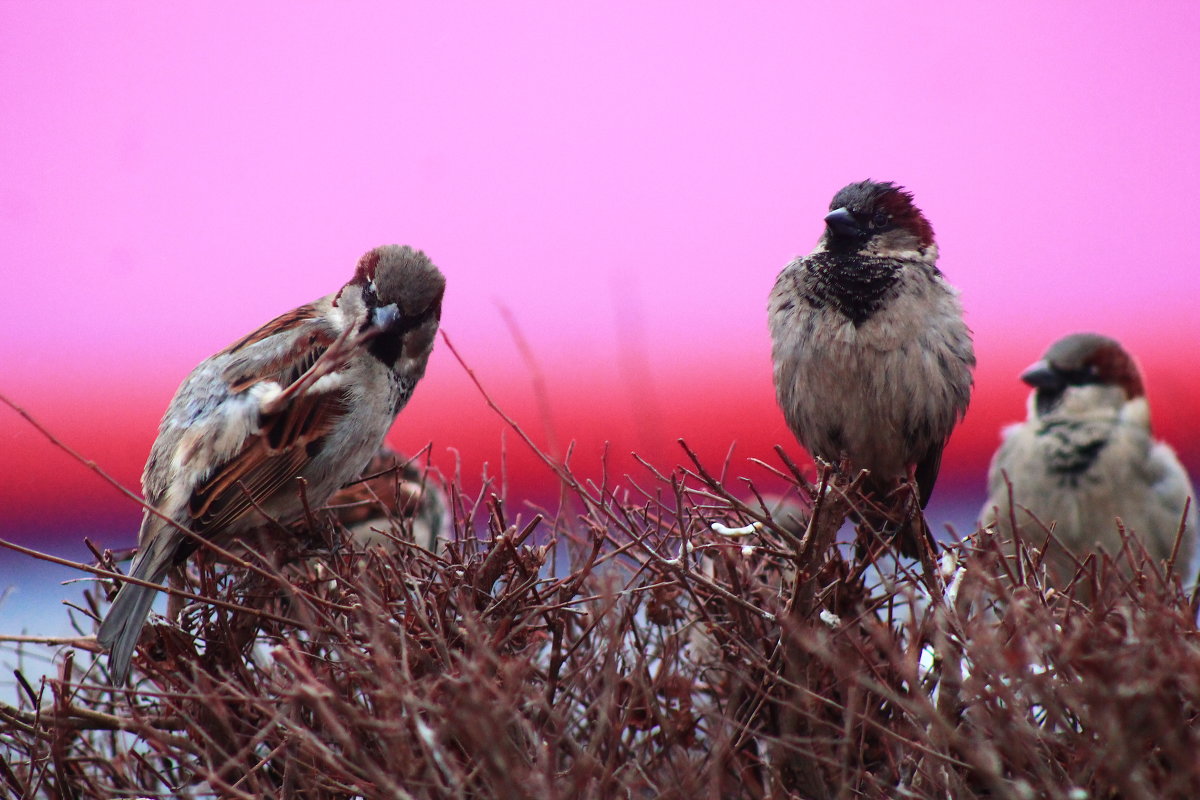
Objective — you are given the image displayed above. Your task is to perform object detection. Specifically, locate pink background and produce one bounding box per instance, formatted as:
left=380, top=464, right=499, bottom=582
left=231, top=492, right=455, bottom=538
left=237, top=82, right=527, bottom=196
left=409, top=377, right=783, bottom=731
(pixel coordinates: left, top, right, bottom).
left=2, top=3, right=1199, bottom=550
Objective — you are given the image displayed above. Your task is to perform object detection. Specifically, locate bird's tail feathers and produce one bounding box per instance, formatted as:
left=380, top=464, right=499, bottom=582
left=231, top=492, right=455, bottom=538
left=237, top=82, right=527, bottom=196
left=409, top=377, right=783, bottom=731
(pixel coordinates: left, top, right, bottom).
left=96, top=531, right=176, bottom=684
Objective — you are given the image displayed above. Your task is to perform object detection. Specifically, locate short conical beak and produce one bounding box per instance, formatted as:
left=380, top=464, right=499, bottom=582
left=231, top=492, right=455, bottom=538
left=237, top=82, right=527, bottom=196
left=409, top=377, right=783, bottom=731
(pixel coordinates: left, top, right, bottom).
left=823, top=207, right=860, bottom=238
left=1020, top=359, right=1063, bottom=389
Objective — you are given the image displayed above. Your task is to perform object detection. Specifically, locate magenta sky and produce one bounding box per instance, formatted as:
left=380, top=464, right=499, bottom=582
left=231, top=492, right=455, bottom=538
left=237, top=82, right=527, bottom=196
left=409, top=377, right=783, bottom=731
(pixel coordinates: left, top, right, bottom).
left=2, top=4, right=1198, bottom=542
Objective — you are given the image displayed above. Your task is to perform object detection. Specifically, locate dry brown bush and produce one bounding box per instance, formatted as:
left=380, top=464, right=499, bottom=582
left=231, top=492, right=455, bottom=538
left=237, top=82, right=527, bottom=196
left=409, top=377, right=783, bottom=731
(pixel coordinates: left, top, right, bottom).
left=2, top=441, right=1199, bottom=800
left=3, top=363, right=1199, bottom=799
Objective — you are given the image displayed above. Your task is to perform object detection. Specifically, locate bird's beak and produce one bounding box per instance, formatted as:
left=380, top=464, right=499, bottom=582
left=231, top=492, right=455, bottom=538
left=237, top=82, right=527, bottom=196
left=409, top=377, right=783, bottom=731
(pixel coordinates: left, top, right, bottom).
left=823, top=207, right=860, bottom=238
left=371, top=303, right=400, bottom=329
left=1019, top=359, right=1064, bottom=389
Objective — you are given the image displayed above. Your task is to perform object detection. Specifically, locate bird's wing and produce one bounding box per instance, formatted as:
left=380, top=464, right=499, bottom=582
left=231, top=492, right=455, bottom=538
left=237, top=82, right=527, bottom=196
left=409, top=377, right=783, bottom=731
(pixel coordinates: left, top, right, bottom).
left=1145, top=441, right=1199, bottom=534
left=914, top=445, right=943, bottom=509
left=184, top=309, right=360, bottom=539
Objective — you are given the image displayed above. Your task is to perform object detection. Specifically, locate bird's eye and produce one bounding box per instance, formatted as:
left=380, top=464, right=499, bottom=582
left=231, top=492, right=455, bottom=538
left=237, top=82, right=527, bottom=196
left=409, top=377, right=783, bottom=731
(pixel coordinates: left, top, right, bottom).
left=871, top=210, right=890, bottom=229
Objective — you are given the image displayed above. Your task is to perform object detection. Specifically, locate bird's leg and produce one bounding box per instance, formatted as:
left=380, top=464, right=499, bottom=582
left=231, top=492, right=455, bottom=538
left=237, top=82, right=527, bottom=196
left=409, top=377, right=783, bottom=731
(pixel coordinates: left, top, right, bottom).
left=900, top=464, right=923, bottom=531
left=165, top=567, right=186, bottom=622
left=836, top=454, right=854, bottom=483
left=853, top=517, right=875, bottom=563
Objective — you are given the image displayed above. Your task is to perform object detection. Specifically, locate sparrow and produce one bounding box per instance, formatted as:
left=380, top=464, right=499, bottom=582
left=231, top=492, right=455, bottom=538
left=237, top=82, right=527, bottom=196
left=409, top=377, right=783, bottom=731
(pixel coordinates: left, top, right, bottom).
left=323, top=445, right=449, bottom=554
left=981, top=333, right=1197, bottom=587
left=768, top=180, right=975, bottom=556
left=97, top=245, right=445, bottom=683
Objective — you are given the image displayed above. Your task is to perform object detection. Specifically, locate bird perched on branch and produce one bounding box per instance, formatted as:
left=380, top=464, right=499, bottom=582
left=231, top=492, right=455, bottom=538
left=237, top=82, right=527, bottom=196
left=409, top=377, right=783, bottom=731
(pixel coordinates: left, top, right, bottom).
left=97, top=245, right=445, bottom=683
left=981, top=333, right=1197, bottom=586
left=768, top=180, right=975, bottom=556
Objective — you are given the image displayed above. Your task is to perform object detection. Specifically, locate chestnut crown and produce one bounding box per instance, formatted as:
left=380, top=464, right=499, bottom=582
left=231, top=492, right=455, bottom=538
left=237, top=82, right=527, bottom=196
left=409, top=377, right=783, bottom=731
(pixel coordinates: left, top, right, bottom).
left=1021, top=332, right=1145, bottom=400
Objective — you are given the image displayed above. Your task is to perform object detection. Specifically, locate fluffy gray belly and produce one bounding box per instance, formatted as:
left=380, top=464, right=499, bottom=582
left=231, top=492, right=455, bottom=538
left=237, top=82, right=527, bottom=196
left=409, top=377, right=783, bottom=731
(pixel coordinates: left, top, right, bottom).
left=771, top=306, right=968, bottom=479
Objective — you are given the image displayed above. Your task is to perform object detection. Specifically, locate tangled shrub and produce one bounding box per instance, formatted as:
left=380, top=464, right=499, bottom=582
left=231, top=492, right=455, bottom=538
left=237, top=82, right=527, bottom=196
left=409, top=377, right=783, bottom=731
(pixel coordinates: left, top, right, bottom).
left=3, top=437, right=1199, bottom=799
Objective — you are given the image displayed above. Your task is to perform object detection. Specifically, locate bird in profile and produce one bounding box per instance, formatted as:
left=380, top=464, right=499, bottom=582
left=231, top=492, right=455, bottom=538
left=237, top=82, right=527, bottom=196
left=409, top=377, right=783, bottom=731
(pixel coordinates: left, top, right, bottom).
left=768, top=180, right=975, bottom=556
left=97, top=245, right=445, bottom=683
left=981, top=333, right=1197, bottom=587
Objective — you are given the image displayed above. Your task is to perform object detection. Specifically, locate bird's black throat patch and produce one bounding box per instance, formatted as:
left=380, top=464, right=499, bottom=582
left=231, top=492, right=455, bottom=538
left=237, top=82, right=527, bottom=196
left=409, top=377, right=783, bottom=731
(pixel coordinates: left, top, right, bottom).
left=801, top=253, right=903, bottom=326
left=368, top=329, right=406, bottom=367
left=364, top=312, right=432, bottom=368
